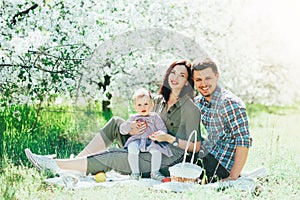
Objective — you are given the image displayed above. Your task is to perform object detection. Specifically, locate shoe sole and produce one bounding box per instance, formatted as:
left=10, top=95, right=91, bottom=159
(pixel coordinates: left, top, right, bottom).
left=25, top=148, right=43, bottom=171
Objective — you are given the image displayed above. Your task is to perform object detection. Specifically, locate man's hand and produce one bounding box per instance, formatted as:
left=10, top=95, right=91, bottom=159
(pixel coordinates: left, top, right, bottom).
left=221, top=176, right=236, bottom=182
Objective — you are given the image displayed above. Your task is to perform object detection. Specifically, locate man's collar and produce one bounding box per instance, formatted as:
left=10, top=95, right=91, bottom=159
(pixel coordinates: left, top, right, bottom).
left=209, top=84, right=222, bottom=106
left=200, top=84, right=222, bottom=107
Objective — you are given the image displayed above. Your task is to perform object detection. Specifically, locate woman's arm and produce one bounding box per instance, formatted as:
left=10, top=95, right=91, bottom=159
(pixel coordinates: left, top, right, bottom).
left=179, top=100, right=202, bottom=152
left=149, top=131, right=201, bottom=152
left=169, top=135, right=201, bottom=152
left=151, top=96, right=201, bottom=152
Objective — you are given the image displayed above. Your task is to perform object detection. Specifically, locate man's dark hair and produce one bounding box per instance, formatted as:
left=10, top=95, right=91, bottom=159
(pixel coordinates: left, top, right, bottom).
left=192, top=58, right=219, bottom=74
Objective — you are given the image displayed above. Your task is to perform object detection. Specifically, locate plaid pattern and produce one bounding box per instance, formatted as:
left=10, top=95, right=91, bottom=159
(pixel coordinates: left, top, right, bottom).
left=194, top=85, right=252, bottom=171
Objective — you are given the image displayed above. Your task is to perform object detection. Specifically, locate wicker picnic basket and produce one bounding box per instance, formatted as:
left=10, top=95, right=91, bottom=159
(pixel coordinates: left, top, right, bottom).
left=169, top=130, right=203, bottom=183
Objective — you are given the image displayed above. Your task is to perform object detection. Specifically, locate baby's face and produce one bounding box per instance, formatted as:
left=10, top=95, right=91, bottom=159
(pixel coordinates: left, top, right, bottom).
left=134, top=96, right=153, bottom=116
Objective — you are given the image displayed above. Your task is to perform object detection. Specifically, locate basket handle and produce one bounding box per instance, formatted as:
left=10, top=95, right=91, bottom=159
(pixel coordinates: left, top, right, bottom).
left=182, top=130, right=197, bottom=164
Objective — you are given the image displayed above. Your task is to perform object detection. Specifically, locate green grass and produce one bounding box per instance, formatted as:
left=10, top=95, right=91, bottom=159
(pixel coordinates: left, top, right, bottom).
left=1, top=104, right=107, bottom=166
left=1, top=103, right=300, bottom=199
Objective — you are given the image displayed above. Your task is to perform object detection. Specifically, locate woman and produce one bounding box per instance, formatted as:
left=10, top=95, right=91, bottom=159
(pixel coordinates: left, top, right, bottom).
left=25, top=60, right=202, bottom=178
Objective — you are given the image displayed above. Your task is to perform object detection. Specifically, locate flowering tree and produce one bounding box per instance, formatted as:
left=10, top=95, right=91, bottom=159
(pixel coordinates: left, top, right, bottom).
left=0, top=0, right=207, bottom=110
left=1, top=0, right=299, bottom=110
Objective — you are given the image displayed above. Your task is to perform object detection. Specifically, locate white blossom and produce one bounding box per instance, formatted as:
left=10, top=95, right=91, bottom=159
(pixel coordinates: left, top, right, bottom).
left=1, top=0, right=299, bottom=106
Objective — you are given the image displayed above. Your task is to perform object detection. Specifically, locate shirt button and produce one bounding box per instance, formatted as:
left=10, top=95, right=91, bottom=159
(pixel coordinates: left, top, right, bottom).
left=170, top=122, right=174, bottom=126
left=167, top=111, right=171, bottom=114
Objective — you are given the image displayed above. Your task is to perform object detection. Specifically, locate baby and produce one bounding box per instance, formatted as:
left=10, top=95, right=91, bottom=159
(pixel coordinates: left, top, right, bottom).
left=120, top=88, right=173, bottom=181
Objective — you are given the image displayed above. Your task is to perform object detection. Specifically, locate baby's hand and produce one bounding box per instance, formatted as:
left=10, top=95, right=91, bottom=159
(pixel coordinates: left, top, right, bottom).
left=136, top=119, right=148, bottom=128
left=129, top=120, right=147, bottom=135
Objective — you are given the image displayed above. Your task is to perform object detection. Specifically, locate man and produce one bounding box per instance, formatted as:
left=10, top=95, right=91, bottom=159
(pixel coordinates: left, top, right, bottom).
left=192, top=58, right=252, bottom=183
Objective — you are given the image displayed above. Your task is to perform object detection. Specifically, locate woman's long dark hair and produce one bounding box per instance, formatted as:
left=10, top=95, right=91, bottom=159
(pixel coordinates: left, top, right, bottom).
left=159, top=60, right=194, bottom=102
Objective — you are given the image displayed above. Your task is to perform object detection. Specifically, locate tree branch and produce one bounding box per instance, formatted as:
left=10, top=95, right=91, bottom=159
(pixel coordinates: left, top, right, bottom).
left=28, top=50, right=87, bottom=61
left=11, top=4, right=39, bottom=25
left=0, top=64, right=68, bottom=74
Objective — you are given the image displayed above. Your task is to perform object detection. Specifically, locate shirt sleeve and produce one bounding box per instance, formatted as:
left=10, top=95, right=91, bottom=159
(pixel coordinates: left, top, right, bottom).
left=182, top=101, right=202, bottom=142
left=120, top=115, right=135, bottom=135
left=153, top=114, right=168, bottom=133
left=185, top=111, right=202, bottom=142
left=221, top=100, right=252, bottom=147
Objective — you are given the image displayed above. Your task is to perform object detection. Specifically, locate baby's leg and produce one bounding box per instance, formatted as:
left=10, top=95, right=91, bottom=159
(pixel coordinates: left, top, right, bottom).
left=149, top=149, right=165, bottom=181
left=127, top=141, right=140, bottom=174
left=149, top=149, right=162, bottom=172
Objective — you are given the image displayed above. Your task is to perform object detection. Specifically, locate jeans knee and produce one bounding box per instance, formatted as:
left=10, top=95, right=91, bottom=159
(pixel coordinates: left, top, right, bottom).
left=111, top=116, right=124, bottom=124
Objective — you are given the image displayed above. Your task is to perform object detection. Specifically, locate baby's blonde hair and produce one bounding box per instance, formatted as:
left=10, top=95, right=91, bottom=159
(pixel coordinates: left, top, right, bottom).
left=132, top=88, right=152, bottom=103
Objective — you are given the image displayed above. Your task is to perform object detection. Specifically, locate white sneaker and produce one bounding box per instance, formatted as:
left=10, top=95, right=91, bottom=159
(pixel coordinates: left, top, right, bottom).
left=25, top=148, right=61, bottom=173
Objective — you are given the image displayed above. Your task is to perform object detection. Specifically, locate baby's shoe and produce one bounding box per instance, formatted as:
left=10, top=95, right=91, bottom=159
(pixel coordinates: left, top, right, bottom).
left=130, top=173, right=140, bottom=181
left=150, top=171, right=165, bottom=181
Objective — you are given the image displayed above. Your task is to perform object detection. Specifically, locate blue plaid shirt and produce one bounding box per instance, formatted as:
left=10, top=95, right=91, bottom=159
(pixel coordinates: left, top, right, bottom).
left=194, top=85, right=252, bottom=172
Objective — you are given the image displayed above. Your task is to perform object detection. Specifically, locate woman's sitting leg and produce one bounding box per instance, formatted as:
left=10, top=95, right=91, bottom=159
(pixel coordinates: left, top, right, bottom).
left=76, top=116, right=128, bottom=158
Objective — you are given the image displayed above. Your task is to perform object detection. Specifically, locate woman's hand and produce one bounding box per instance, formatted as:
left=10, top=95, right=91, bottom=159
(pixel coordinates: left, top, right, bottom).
left=148, top=130, right=173, bottom=143
left=149, top=131, right=201, bottom=152
left=129, top=120, right=147, bottom=135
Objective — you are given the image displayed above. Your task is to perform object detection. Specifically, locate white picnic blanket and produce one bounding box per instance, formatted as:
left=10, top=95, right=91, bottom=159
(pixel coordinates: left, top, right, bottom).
left=45, top=170, right=161, bottom=189
left=44, top=167, right=268, bottom=193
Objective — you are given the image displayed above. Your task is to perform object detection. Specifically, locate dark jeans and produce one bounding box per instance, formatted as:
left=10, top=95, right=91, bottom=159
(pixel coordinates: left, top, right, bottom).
left=197, top=153, right=230, bottom=183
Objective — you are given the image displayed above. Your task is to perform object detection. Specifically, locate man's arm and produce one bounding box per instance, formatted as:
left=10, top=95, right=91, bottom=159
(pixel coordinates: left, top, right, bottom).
left=223, top=146, right=249, bottom=181
left=221, top=100, right=252, bottom=181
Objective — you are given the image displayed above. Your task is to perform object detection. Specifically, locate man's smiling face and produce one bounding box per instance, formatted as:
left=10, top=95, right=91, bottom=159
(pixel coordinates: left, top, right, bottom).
left=193, top=67, right=219, bottom=102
